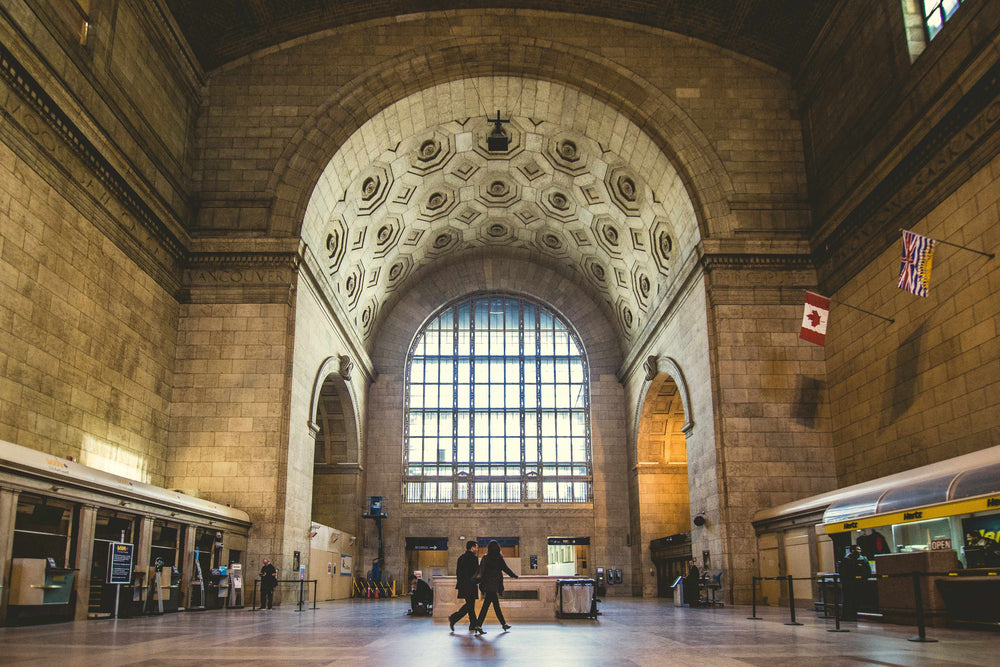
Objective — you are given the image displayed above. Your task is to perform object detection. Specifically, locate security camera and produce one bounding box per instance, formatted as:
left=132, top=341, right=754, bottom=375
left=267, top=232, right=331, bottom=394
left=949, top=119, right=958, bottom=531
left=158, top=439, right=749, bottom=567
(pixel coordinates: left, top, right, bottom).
left=349, top=536, right=357, bottom=544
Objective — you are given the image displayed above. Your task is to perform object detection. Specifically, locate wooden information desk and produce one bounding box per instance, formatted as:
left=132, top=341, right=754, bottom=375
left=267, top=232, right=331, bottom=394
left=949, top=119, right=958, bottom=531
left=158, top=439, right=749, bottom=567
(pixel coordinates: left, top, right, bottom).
left=432, top=575, right=581, bottom=621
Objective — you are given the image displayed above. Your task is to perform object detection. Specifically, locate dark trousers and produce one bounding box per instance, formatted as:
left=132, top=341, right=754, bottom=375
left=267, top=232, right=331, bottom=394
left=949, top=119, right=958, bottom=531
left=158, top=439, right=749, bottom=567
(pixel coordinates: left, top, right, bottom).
left=449, top=596, right=478, bottom=629
left=475, top=591, right=506, bottom=627
left=261, top=585, right=275, bottom=609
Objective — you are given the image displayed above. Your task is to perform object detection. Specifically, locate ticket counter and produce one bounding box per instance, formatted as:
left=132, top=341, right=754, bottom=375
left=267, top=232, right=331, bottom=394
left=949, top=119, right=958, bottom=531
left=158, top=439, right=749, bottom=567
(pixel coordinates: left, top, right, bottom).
left=0, top=439, right=251, bottom=624
left=753, top=444, right=1000, bottom=622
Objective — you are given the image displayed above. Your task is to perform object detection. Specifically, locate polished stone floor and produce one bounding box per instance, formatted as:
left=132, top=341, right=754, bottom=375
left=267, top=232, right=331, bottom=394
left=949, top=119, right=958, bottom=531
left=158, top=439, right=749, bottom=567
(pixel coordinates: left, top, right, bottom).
left=0, top=598, right=996, bottom=666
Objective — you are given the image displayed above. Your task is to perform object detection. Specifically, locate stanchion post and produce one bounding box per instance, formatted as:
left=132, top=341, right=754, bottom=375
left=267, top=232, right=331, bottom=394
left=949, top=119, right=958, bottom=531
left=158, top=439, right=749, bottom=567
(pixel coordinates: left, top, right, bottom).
left=296, top=580, right=305, bottom=612
left=312, top=580, right=318, bottom=610
left=784, top=575, right=802, bottom=626
left=828, top=574, right=849, bottom=633
left=747, top=576, right=762, bottom=620
left=251, top=579, right=258, bottom=611
left=907, top=572, right=937, bottom=643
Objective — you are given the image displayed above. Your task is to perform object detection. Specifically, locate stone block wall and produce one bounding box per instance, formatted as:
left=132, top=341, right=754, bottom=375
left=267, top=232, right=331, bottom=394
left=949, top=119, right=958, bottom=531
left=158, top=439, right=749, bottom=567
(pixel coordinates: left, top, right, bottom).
left=827, top=151, right=1000, bottom=485
left=167, top=299, right=293, bottom=567
left=0, top=140, right=176, bottom=482
left=284, top=274, right=369, bottom=575
left=697, top=257, right=837, bottom=603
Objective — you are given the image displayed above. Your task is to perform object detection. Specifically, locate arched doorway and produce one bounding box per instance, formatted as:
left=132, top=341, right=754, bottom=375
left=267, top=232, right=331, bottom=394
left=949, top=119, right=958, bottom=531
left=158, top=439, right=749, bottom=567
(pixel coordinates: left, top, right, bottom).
left=308, top=363, right=361, bottom=599
left=634, top=369, right=692, bottom=597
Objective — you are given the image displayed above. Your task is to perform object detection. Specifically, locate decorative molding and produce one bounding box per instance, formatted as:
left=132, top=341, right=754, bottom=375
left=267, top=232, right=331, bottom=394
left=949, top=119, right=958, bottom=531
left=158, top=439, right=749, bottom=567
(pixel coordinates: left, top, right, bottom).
left=632, top=356, right=694, bottom=441
left=699, top=253, right=814, bottom=271
left=179, top=252, right=300, bottom=304
left=0, top=40, right=186, bottom=290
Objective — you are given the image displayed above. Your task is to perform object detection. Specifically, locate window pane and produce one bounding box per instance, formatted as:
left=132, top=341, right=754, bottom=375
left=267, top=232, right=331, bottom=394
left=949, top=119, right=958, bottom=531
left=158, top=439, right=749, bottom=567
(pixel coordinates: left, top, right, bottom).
left=410, top=385, right=423, bottom=408
left=525, top=437, right=538, bottom=463
left=457, top=384, right=471, bottom=408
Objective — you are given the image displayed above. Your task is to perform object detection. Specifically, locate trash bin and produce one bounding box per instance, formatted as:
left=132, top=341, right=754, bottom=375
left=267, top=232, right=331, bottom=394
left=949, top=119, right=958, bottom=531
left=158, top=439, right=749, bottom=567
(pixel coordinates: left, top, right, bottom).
left=671, top=576, right=684, bottom=607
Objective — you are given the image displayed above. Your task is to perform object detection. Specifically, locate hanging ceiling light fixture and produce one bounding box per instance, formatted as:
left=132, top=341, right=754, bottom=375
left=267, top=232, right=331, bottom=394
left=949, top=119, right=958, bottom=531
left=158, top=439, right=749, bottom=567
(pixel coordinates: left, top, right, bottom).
left=487, top=109, right=510, bottom=152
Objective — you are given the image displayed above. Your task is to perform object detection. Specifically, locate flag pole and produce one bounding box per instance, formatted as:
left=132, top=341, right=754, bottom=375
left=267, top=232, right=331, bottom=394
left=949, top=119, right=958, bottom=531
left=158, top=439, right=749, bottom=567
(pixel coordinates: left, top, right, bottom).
left=900, top=229, right=994, bottom=259
left=830, top=299, right=894, bottom=324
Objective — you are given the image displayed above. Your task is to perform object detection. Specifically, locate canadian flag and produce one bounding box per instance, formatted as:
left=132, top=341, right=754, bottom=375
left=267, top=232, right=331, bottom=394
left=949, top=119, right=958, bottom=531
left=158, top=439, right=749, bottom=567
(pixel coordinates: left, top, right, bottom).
left=799, top=291, right=830, bottom=346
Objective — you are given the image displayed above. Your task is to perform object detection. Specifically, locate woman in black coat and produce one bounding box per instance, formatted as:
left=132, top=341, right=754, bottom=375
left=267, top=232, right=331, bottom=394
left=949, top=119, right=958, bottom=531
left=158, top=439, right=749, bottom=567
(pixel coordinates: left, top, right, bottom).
left=473, top=540, right=518, bottom=633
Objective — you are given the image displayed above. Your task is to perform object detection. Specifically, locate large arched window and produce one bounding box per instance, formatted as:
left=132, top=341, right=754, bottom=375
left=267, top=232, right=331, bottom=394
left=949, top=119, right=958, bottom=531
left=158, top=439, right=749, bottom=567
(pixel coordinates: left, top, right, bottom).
left=405, top=294, right=592, bottom=504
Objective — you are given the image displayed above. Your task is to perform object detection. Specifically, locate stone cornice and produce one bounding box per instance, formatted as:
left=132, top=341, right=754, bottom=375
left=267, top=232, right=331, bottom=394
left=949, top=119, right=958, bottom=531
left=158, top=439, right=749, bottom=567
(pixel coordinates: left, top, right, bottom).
left=0, top=39, right=187, bottom=269
left=699, top=252, right=814, bottom=271
left=179, top=251, right=301, bottom=305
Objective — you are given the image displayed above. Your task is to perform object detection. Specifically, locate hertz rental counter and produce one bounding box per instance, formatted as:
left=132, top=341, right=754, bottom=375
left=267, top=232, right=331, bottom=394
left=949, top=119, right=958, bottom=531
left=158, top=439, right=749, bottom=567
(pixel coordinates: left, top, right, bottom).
left=432, top=575, right=588, bottom=620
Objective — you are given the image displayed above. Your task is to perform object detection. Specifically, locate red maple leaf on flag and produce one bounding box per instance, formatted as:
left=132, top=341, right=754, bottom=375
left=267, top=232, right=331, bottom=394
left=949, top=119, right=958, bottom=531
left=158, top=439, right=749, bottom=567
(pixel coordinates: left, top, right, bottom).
left=807, top=310, right=822, bottom=327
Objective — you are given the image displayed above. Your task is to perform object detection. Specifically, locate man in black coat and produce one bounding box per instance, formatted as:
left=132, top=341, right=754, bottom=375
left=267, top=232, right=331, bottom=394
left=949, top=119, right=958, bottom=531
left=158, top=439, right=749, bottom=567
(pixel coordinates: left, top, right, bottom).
left=838, top=545, right=871, bottom=621
left=448, top=541, right=479, bottom=631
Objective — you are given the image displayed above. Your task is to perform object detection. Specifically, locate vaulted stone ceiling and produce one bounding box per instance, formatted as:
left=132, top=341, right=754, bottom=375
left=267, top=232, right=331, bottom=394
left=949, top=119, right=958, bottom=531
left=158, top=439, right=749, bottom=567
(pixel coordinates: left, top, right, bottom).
left=164, top=0, right=835, bottom=74
left=301, top=95, right=699, bottom=350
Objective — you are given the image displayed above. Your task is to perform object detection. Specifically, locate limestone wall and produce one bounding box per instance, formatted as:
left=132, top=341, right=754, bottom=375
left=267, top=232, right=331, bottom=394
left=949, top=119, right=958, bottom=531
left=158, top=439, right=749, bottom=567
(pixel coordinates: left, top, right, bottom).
left=0, top=140, right=176, bottom=483
left=827, top=151, right=1000, bottom=485
left=166, top=298, right=294, bottom=571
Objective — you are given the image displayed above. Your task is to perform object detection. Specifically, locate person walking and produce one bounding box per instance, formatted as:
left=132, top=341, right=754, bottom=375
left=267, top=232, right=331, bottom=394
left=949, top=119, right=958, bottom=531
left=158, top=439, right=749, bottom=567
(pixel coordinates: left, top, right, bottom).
left=473, top=540, right=518, bottom=634
left=449, top=541, right=479, bottom=632
left=259, top=557, right=278, bottom=610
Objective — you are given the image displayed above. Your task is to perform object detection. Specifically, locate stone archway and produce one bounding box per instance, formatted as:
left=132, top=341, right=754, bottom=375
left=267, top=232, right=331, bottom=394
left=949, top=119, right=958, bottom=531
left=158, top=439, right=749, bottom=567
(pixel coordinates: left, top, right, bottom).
left=632, top=369, right=692, bottom=597
left=309, top=359, right=362, bottom=536
left=269, top=30, right=735, bottom=242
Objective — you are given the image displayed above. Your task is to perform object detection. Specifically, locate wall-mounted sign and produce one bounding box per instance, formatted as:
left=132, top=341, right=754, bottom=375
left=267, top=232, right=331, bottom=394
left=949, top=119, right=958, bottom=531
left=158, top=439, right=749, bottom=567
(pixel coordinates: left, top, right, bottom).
left=341, top=554, right=352, bottom=576
left=405, top=537, right=448, bottom=551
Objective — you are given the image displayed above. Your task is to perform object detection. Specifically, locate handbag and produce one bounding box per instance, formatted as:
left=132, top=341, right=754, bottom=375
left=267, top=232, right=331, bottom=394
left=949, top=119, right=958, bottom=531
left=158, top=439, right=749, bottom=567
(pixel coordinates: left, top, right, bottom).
left=471, top=562, right=483, bottom=585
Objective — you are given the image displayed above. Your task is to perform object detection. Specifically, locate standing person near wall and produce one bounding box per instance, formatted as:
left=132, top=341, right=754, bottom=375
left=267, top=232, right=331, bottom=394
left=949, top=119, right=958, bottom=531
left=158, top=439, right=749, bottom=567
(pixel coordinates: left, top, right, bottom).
left=838, top=545, right=871, bottom=621
left=684, top=560, right=701, bottom=607
left=449, top=541, right=480, bottom=632
left=259, top=557, right=278, bottom=610
left=473, top=540, right=518, bottom=634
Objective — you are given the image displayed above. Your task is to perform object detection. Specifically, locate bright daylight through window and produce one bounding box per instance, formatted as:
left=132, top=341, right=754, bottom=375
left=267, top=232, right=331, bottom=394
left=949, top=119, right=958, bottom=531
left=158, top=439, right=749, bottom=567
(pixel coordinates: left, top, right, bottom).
left=923, top=0, right=963, bottom=40
left=404, top=294, right=592, bottom=504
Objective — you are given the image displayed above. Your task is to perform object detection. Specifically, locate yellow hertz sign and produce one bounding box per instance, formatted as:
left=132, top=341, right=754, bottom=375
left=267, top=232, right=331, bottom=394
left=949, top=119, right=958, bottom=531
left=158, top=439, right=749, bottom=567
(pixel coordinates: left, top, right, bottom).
left=115, top=544, right=130, bottom=553
left=824, top=495, right=1000, bottom=534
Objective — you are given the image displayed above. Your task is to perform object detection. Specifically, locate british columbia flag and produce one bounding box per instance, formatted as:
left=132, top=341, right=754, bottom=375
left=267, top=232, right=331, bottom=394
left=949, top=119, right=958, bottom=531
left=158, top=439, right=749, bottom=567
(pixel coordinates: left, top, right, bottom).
left=898, top=230, right=937, bottom=297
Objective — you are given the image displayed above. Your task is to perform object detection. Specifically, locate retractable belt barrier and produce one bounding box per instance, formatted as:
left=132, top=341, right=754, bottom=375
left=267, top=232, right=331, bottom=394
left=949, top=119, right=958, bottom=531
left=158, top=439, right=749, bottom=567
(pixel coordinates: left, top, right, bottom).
left=250, top=579, right=319, bottom=612
left=748, top=569, right=1000, bottom=644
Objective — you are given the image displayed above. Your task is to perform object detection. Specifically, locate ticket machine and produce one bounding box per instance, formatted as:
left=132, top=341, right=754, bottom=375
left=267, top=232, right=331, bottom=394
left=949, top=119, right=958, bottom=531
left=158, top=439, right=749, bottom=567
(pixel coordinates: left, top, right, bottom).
left=7, top=558, right=76, bottom=624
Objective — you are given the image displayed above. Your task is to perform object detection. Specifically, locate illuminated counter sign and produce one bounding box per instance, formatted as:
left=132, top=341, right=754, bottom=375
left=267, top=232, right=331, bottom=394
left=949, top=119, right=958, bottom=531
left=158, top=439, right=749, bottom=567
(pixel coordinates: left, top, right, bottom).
left=825, top=495, right=1000, bottom=534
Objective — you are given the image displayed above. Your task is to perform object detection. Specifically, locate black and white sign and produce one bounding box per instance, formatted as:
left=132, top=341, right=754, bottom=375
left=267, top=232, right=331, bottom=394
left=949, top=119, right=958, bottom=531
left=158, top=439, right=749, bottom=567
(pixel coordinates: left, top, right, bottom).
left=107, top=542, right=134, bottom=585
